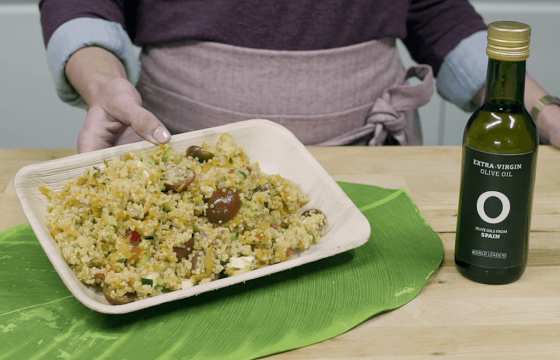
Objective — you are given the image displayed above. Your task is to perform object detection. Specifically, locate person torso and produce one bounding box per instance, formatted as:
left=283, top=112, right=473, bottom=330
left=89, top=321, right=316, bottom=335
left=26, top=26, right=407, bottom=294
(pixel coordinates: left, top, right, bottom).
left=134, top=39, right=433, bottom=146
left=124, top=0, right=410, bottom=50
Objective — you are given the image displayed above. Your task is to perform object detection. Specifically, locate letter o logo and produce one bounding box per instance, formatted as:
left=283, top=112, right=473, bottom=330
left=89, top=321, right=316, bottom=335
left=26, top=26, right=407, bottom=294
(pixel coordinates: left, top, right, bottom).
left=477, top=191, right=511, bottom=224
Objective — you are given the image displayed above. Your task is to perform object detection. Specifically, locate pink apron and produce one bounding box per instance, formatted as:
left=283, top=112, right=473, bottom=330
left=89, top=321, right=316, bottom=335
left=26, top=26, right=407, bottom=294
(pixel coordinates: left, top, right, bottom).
left=122, top=38, right=433, bottom=146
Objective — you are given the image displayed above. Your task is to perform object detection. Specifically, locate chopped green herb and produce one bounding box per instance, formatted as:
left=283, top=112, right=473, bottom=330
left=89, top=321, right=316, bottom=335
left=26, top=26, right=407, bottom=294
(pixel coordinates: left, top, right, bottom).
left=254, top=186, right=261, bottom=192
left=264, top=202, right=269, bottom=208
left=193, top=225, right=200, bottom=233
left=232, top=231, right=238, bottom=240
left=240, top=171, right=247, bottom=179
left=109, top=224, right=116, bottom=227
left=163, top=200, right=175, bottom=213
left=229, top=157, right=233, bottom=164
left=145, top=231, right=156, bottom=239
left=116, top=258, right=127, bottom=263
left=249, top=267, right=253, bottom=271
left=155, top=285, right=164, bottom=291
left=309, top=232, right=316, bottom=245
left=72, top=244, right=82, bottom=249
left=162, top=148, right=172, bottom=162
left=141, top=278, right=153, bottom=286
left=142, top=155, right=156, bottom=164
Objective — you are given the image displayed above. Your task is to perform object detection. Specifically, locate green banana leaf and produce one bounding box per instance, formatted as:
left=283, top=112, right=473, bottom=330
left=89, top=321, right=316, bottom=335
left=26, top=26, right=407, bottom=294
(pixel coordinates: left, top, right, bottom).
left=0, top=182, right=443, bottom=360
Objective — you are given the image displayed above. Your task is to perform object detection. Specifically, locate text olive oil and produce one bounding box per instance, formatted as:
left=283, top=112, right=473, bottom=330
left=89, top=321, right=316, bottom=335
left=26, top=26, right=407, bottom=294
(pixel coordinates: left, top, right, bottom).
left=455, top=21, right=538, bottom=284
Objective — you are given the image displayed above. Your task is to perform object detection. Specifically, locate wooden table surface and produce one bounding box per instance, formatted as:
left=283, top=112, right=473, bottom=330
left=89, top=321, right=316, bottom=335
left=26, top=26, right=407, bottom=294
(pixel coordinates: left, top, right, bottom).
left=2, top=146, right=560, bottom=359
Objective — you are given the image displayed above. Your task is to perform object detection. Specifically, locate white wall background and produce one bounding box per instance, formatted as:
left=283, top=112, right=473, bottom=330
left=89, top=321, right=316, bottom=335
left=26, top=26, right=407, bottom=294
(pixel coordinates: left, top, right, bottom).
left=1, top=1, right=559, bottom=148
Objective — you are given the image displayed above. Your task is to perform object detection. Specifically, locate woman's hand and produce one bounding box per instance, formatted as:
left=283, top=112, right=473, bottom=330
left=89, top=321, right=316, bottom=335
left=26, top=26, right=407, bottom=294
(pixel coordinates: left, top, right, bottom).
left=66, top=46, right=170, bottom=153
left=535, top=103, right=560, bottom=147
left=525, top=75, right=560, bottom=148
left=78, top=78, right=169, bottom=152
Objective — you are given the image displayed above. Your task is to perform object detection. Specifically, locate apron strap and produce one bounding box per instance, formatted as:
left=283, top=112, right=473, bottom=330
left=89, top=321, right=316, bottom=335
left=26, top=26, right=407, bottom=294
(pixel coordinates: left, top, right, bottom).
left=315, top=65, right=434, bottom=146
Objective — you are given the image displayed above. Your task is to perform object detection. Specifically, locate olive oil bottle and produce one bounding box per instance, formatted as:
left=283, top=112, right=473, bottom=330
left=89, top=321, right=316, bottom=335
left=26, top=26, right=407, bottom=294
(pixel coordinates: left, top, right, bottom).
left=455, top=21, right=538, bottom=284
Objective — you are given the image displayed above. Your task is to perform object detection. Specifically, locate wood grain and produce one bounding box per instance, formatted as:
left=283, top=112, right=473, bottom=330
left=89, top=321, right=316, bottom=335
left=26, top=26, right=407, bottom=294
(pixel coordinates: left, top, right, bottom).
left=2, top=145, right=560, bottom=359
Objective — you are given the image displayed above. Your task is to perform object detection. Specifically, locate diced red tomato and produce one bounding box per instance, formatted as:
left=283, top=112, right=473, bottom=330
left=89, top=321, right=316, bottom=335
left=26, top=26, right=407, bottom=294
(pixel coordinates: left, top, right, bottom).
left=286, top=248, right=296, bottom=257
left=270, top=223, right=278, bottom=230
left=127, top=230, right=141, bottom=245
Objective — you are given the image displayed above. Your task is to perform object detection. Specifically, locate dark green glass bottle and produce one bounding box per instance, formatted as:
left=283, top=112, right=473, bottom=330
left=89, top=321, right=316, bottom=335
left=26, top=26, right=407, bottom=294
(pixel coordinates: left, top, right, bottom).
left=455, top=21, right=538, bottom=284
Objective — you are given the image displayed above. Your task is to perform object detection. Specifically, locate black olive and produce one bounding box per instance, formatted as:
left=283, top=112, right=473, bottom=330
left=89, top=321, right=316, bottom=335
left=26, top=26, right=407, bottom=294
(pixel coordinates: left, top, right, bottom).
left=103, top=284, right=137, bottom=305
left=186, top=146, right=214, bottom=162
left=173, top=238, right=195, bottom=262
left=206, top=188, right=241, bottom=223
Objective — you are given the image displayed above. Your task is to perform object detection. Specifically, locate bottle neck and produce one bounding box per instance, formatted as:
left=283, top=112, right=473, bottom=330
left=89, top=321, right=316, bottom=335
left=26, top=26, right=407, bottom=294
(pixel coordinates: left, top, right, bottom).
left=484, top=58, right=526, bottom=105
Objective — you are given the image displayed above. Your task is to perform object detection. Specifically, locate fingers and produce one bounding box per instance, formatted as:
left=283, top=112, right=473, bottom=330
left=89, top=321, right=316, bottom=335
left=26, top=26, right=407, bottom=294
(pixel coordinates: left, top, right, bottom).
left=99, top=80, right=171, bottom=146
left=111, top=95, right=171, bottom=145
left=77, top=126, right=110, bottom=154
left=535, top=101, right=560, bottom=148
left=78, top=106, right=126, bottom=153
left=114, top=126, right=145, bottom=147
left=77, top=78, right=171, bottom=153
left=550, top=131, right=560, bottom=148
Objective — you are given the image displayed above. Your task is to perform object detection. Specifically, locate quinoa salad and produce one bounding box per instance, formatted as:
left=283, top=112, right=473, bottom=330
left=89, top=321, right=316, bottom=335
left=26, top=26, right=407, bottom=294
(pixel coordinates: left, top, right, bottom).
left=41, top=134, right=326, bottom=305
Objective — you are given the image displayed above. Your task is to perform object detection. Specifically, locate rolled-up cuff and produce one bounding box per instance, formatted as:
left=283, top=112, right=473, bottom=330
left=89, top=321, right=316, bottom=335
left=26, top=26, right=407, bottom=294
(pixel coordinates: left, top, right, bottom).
left=46, top=18, right=141, bottom=109
left=436, top=30, right=487, bottom=112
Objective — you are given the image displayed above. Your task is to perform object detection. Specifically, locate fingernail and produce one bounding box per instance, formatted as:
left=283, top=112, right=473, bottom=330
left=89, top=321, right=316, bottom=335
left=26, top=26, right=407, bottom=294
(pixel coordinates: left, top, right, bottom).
left=152, top=127, right=170, bottom=143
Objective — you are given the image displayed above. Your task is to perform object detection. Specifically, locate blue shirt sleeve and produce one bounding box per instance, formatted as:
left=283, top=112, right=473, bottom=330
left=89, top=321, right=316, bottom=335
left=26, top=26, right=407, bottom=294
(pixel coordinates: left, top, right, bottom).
left=46, top=17, right=141, bottom=108
left=436, top=30, right=488, bottom=113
